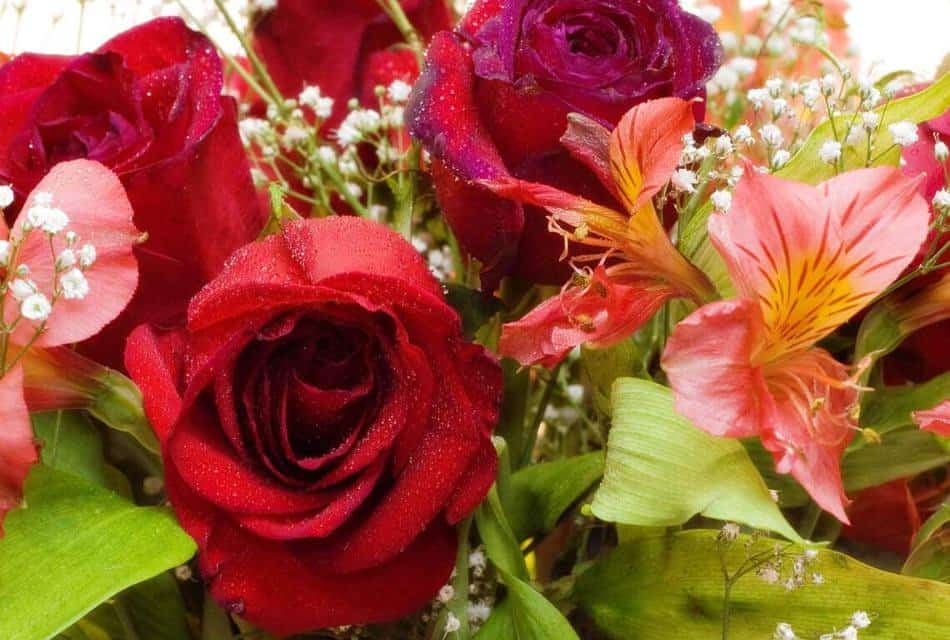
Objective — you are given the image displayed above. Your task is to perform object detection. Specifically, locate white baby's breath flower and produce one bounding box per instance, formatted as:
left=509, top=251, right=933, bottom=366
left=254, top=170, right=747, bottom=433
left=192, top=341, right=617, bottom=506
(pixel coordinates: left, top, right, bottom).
left=720, top=522, right=741, bottom=541
left=671, top=169, right=698, bottom=193
left=711, top=189, right=732, bottom=212
left=766, top=78, right=784, bottom=98
left=934, top=190, right=950, bottom=209
left=760, top=124, right=784, bottom=147
left=0, top=240, right=10, bottom=266
left=387, top=80, right=413, bottom=103
left=747, top=88, right=770, bottom=109
left=336, top=123, right=362, bottom=146
left=437, top=584, right=455, bottom=603
left=78, top=244, right=96, bottom=269
left=316, top=145, right=337, bottom=165
left=468, top=601, right=492, bottom=623
left=734, top=124, right=754, bottom=145
left=444, top=612, right=461, bottom=633
left=344, top=182, right=363, bottom=199
left=935, top=141, right=949, bottom=162
left=861, top=112, right=881, bottom=132
left=715, top=135, right=734, bottom=156
left=774, top=622, right=797, bottom=640
left=56, top=249, right=76, bottom=270
left=730, top=56, right=757, bottom=78
left=33, top=191, right=53, bottom=206
left=21, top=292, right=51, bottom=321
left=850, top=612, right=871, bottom=629
left=819, top=140, right=842, bottom=164
left=889, top=121, right=919, bottom=147
left=837, top=626, right=858, bottom=640
left=772, top=149, right=791, bottom=169
left=10, top=278, right=35, bottom=300
left=60, top=268, right=90, bottom=300
left=0, top=185, right=13, bottom=209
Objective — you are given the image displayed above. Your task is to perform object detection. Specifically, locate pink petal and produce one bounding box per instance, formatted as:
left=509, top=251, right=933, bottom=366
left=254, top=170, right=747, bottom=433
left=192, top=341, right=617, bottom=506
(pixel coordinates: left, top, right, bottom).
left=609, top=98, right=696, bottom=213
left=500, top=267, right=675, bottom=367
left=820, top=167, right=930, bottom=295
left=914, top=400, right=950, bottom=436
left=712, top=167, right=928, bottom=356
left=10, top=160, right=140, bottom=347
left=662, top=298, right=770, bottom=438
left=560, top=113, right=617, bottom=200
left=0, top=364, right=38, bottom=533
left=760, top=348, right=856, bottom=524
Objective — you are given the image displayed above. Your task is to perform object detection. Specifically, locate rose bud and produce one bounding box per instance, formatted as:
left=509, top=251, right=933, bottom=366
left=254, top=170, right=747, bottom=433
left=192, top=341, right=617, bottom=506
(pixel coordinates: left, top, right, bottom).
left=125, top=217, right=502, bottom=635
left=408, top=0, right=722, bottom=290
left=0, top=18, right=266, bottom=369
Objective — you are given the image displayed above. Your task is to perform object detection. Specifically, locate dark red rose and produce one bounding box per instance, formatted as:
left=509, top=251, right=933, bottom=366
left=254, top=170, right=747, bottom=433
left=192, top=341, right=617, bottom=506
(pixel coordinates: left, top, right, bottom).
left=125, top=217, right=502, bottom=635
left=0, top=18, right=265, bottom=368
left=251, top=0, right=453, bottom=127
left=408, top=0, right=722, bottom=289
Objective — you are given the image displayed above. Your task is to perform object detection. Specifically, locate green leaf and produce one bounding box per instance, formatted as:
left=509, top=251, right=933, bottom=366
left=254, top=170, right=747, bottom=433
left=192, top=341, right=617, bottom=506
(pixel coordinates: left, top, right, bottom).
left=32, top=411, right=107, bottom=486
left=780, top=72, right=950, bottom=184
left=580, top=341, right=647, bottom=417
left=502, top=573, right=579, bottom=640
left=506, top=452, right=604, bottom=541
left=574, top=530, right=950, bottom=639
left=60, top=572, right=190, bottom=640
left=445, top=283, right=503, bottom=339
left=0, top=465, right=197, bottom=640
left=860, top=373, right=950, bottom=438
left=473, top=599, right=516, bottom=640
left=903, top=501, right=950, bottom=583
left=475, top=486, right=529, bottom=581
left=843, top=428, right=950, bottom=493
left=592, top=379, right=801, bottom=541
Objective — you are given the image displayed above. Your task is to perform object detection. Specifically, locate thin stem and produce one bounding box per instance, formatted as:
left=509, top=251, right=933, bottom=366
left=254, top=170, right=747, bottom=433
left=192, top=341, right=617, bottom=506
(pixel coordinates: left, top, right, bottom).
left=76, top=0, right=87, bottom=53
left=212, top=0, right=285, bottom=107
left=376, top=0, right=425, bottom=68
left=447, top=518, right=472, bottom=640
left=522, top=363, right=563, bottom=466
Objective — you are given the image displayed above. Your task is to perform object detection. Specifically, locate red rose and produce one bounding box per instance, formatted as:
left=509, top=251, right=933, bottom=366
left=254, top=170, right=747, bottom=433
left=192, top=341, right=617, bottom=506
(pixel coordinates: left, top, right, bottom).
left=0, top=18, right=265, bottom=368
left=408, top=0, right=722, bottom=289
left=251, top=0, right=453, bottom=127
left=125, top=217, right=502, bottom=634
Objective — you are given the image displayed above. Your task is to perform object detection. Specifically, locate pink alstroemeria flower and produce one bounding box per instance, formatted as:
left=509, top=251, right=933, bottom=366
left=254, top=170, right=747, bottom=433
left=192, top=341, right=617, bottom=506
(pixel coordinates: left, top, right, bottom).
left=486, top=98, right=717, bottom=366
left=662, top=167, right=930, bottom=523
left=0, top=160, right=140, bottom=531
left=914, top=400, right=950, bottom=436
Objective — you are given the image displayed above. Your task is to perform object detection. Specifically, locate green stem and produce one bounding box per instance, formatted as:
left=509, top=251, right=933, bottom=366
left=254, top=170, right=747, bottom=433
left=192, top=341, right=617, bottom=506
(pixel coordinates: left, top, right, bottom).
left=447, top=518, right=472, bottom=640
left=113, top=596, right=141, bottom=640
left=376, top=0, right=425, bottom=68
left=522, top=363, right=562, bottom=466
left=212, top=0, right=285, bottom=106
left=798, top=501, right=822, bottom=540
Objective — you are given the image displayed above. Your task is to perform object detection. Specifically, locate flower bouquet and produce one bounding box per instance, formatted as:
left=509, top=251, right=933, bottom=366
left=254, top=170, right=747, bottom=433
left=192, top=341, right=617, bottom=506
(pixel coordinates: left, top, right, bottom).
left=0, top=1, right=948, bottom=639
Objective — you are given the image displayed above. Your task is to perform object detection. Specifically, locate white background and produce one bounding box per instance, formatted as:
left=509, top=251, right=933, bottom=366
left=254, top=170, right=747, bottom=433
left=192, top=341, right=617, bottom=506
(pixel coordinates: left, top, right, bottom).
left=0, top=1, right=949, bottom=78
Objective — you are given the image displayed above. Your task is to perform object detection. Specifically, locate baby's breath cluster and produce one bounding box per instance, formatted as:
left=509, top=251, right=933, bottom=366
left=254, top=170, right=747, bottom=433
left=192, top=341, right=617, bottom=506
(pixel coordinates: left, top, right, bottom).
left=0, top=188, right=98, bottom=373
left=774, top=611, right=874, bottom=640
left=238, top=78, right=414, bottom=222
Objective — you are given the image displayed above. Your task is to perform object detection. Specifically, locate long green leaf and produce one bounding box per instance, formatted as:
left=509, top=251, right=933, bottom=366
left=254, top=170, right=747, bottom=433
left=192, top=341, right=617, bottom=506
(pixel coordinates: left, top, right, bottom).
left=503, top=572, right=579, bottom=640
left=506, top=452, right=604, bottom=541
left=592, top=379, right=800, bottom=541
left=574, top=530, right=950, bottom=639
left=780, top=72, right=950, bottom=184
left=903, top=501, right=950, bottom=583
left=32, top=411, right=107, bottom=486
left=0, top=466, right=196, bottom=640
left=475, top=486, right=529, bottom=581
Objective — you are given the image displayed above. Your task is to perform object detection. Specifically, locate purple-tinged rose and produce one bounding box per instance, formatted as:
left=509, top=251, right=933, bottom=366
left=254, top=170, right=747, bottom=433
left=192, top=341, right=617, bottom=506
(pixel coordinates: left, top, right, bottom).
left=409, top=0, right=722, bottom=289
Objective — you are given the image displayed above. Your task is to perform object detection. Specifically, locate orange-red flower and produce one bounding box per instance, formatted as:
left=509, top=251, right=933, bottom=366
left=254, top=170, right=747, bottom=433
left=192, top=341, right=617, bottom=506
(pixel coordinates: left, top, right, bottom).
left=487, top=98, right=716, bottom=366
left=663, top=167, right=930, bottom=522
